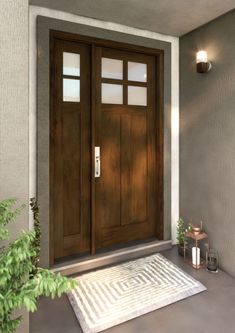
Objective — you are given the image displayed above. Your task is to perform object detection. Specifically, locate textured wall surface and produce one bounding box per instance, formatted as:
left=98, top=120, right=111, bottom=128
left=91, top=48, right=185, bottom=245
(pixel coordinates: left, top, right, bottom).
left=0, top=0, right=29, bottom=332
left=35, top=14, right=172, bottom=267
left=180, top=10, right=235, bottom=277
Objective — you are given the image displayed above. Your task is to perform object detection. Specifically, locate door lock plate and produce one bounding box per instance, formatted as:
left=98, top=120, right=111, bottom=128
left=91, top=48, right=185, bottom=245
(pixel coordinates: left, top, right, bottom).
left=95, top=146, right=101, bottom=178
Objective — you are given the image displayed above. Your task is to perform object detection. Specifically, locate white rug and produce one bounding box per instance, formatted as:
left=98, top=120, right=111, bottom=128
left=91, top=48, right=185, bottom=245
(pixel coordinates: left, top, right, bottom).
left=68, top=253, right=206, bottom=333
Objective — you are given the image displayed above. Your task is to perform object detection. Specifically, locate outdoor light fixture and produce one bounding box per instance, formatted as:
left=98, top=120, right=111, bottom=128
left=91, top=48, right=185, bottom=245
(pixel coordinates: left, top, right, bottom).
left=196, top=50, right=212, bottom=73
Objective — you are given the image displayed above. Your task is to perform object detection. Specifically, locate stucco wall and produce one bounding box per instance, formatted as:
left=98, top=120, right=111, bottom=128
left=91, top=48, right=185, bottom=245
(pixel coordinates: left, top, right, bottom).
left=180, top=10, right=235, bottom=276
left=0, top=1, right=29, bottom=332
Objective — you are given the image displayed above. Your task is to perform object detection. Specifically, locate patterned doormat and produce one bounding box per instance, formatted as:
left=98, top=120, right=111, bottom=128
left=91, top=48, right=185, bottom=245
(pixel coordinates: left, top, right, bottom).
left=68, top=253, right=206, bottom=333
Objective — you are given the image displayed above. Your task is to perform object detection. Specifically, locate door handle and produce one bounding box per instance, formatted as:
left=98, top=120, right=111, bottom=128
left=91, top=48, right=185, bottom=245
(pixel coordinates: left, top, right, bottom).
left=94, top=146, right=101, bottom=178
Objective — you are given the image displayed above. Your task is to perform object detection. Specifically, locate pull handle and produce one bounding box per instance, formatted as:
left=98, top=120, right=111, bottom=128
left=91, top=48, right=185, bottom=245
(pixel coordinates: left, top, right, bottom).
left=94, top=146, right=101, bottom=178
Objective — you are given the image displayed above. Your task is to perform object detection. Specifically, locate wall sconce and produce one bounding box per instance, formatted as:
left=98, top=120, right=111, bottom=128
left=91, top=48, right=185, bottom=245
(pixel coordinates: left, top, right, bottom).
left=196, top=50, right=212, bottom=73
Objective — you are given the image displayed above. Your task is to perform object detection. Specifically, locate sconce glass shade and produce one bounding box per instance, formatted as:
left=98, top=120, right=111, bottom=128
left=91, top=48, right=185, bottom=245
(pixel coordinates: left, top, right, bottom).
left=196, top=50, right=208, bottom=63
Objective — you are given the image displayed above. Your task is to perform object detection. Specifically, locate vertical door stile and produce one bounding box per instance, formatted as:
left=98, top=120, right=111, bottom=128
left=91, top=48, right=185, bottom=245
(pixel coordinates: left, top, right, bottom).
left=94, top=46, right=102, bottom=251
left=91, top=44, right=98, bottom=255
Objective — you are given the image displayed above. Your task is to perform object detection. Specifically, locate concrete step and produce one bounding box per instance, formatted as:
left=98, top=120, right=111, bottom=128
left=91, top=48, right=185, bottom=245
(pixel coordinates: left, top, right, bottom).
left=52, top=239, right=172, bottom=276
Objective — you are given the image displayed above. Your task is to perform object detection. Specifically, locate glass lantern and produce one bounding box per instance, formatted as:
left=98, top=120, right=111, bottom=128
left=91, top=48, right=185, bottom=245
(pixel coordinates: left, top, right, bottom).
left=207, top=249, right=219, bottom=273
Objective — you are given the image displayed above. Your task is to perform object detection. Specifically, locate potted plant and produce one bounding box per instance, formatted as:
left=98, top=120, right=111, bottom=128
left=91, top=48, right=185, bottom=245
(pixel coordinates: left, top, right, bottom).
left=176, top=218, right=192, bottom=256
left=0, top=198, right=77, bottom=333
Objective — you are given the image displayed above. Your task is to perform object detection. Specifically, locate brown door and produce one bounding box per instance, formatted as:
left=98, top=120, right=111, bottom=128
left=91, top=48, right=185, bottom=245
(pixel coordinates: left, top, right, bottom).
left=50, top=39, right=91, bottom=260
left=94, top=47, right=157, bottom=249
left=50, top=33, right=163, bottom=263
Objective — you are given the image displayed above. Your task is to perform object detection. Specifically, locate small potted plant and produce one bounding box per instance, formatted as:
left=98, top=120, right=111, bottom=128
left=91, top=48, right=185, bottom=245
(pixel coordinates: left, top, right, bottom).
left=176, top=218, right=192, bottom=256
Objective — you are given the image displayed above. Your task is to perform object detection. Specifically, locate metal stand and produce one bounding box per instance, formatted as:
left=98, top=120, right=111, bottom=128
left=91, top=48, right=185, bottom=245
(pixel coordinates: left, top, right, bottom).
left=184, top=232, right=209, bottom=269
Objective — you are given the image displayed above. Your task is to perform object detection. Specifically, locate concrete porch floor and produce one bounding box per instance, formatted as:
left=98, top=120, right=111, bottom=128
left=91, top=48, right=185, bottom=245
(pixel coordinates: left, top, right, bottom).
left=30, top=246, right=235, bottom=333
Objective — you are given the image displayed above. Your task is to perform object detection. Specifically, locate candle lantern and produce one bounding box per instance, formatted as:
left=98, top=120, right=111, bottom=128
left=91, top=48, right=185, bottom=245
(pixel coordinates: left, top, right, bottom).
left=207, top=249, right=219, bottom=273
left=184, top=222, right=209, bottom=269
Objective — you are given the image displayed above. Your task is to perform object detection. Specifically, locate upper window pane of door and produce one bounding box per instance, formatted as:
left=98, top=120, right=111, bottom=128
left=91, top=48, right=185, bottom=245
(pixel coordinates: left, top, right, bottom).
left=128, top=86, right=147, bottom=106
left=63, top=79, right=80, bottom=102
left=102, top=58, right=123, bottom=80
left=102, top=83, right=123, bottom=104
left=128, top=62, right=147, bottom=82
left=63, top=52, right=80, bottom=76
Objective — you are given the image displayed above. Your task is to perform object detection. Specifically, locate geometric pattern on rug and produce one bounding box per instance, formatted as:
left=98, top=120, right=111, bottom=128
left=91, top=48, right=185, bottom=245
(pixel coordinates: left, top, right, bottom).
left=68, top=253, right=207, bottom=333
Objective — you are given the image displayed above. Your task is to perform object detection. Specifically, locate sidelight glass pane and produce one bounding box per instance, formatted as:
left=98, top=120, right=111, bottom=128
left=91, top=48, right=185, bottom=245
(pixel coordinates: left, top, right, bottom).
left=128, top=62, right=147, bottom=82
left=63, top=79, right=80, bottom=102
left=102, top=83, right=123, bottom=104
left=128, top=86, right=147, bottom=106
left=102, top=57, right=123, bottom=80
left=63, top=52, right=80, bottom=76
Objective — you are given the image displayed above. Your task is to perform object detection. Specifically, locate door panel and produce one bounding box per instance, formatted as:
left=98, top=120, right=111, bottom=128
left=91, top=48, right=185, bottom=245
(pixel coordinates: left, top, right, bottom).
left=95, top=47, right=157, bottom=249
left=63, top=105, right=81, bottom=236
left=121, top=113, right=147, bottom=225
left=50, top=39, right=91, bottom=260
left=100, top=112, right=121, bottom=228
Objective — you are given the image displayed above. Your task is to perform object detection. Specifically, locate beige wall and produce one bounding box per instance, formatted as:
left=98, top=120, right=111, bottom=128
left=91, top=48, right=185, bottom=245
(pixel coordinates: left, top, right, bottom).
left=0, top=1, right=29, bottom=332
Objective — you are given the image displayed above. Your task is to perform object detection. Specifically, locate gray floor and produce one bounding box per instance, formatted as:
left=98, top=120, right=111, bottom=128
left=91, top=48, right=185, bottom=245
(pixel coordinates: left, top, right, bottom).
left=30, top=247, right=235, bottom=333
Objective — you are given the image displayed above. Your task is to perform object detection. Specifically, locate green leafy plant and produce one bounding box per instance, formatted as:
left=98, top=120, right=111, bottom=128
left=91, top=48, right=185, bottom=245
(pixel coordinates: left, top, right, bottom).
left=30, top=198, right=41, bottom=275
left=176, top=218, right=192, bottom=246
left=0, top=198, right=77, bottom=333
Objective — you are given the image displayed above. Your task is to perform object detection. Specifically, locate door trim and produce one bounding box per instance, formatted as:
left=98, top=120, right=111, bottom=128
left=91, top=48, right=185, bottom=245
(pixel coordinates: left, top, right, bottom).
left=49, top=29, right=164, bottom=266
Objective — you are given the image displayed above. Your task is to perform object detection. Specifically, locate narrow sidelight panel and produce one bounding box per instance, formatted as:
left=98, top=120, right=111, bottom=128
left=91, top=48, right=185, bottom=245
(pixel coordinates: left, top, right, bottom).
left=50, top=38, right=91, bottom=261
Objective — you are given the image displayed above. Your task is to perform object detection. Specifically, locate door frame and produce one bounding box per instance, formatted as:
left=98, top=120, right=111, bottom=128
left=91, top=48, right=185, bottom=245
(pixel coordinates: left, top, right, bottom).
left=49, top=30, right=164, bottom=265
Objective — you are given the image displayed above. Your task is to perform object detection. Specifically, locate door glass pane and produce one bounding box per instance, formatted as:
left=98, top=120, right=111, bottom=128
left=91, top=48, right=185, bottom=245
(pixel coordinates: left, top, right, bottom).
left=63, top=79, right=80, bottom=102
left=102, top=58, right=123, bottom=80
left=128, top=86, right=147, bottom=106
left=102, top=83, right=123, bottom=104
left=128, top=62, right=147, bottom=82
left=63, top=52, right=80, bottom=76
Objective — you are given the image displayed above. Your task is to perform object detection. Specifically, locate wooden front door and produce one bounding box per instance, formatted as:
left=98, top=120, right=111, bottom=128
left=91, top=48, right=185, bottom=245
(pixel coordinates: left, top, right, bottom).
left=50, top=32, right=163, bottom=263
left=94, top=47, right=157, bottom=249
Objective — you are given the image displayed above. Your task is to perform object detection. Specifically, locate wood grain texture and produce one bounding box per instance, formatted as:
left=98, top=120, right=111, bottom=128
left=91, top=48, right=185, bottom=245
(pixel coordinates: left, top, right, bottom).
left=50, top=38, right=91, bottom=260
left=95, top=47, right=159, bottom=249
left=50, top=31, right=164, bottom=259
